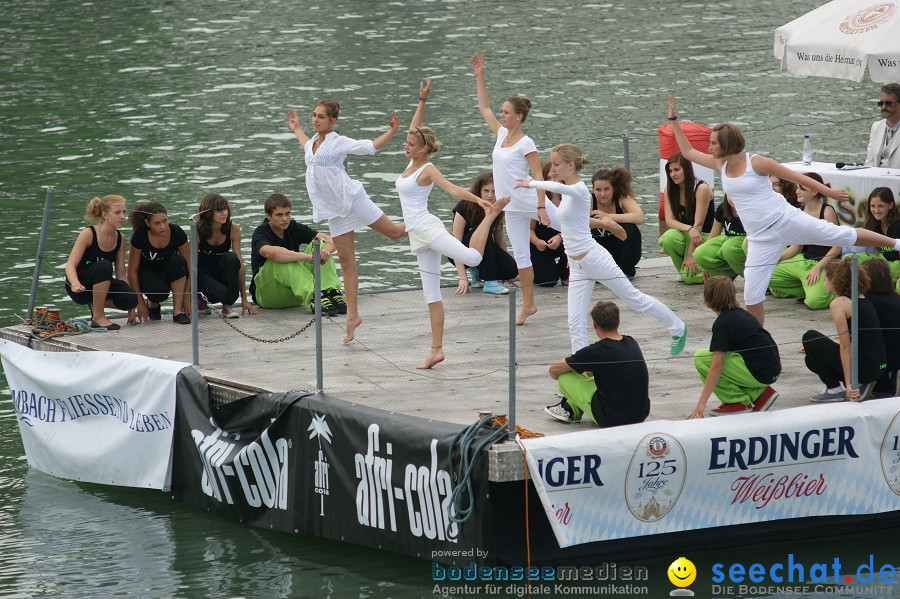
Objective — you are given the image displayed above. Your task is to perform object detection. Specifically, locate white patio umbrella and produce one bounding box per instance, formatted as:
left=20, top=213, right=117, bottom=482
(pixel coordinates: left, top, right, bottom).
left=774, top=0, right=900, bottom=82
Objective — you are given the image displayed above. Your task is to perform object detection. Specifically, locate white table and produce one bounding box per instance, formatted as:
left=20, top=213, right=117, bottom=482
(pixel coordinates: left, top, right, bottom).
left=782, top=161, right=900, bottom=226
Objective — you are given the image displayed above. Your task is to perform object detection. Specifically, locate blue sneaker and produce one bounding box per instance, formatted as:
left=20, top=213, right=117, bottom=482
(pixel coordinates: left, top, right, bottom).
left=467, top=267, right=483, bottom=289
left=483, top=280, right=509, bottom=295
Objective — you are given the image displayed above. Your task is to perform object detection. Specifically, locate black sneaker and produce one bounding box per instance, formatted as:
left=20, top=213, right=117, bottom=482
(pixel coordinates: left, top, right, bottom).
left=173, top=312, right=191, bottom=325
left=319, top=295, right=338, bottom=317
left=148, top=304, right=161, bottom=321
left=327, top=289, right=347, bottom=314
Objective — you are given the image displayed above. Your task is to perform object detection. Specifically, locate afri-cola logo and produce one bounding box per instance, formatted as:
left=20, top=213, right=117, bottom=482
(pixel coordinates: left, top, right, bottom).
left=192, top=423, right=290, bottom=510
left=708, top=425, right=859, bottom=509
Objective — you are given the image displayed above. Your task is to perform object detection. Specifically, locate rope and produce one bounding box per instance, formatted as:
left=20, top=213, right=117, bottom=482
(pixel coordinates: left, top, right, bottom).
left=446, top=414, right=509, bottom=530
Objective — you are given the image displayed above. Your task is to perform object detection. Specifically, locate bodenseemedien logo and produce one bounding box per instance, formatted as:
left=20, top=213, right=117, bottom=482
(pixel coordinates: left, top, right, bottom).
left=668, top=557, right=696, bottom=596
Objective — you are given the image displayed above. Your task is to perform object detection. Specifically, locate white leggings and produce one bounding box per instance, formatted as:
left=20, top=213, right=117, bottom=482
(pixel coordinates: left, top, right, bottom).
left=505, top=203, right=560, bottom=269
left=568, top=246, right=684, bottom=353
left=417, top=232, right=483, bottom=304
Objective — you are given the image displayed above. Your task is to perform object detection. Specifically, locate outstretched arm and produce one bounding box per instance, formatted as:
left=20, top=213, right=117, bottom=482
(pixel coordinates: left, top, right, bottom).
left=425, top=165, right=492, bottom=211
left=667, top=95, right=719, bottom=171
left=409, top=78, right=431, bottom=130
left=285, top=108, right=310, bottom=148
left=753, top=156, right=850, bottom=204
left=471, top=54, right=501, bottom=134
left=372, top=111, right=400, bottom=151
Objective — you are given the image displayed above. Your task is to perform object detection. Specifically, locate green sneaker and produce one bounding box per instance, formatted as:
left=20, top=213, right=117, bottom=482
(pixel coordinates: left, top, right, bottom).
left=670, top=324, right=687, bottom=356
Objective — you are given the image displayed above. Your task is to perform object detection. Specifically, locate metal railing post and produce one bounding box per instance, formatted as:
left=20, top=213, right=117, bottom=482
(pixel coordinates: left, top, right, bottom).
left=313, top=238, right=324, bottom=394
left=28, top=187, right=54, bottom=320
left=622, top=133, right=631, bottom=172
left=189, top=219, right=199, bottom=366
left=851, top=253, right=859, bottom=393
left=508, top=286, right=517, bottom=440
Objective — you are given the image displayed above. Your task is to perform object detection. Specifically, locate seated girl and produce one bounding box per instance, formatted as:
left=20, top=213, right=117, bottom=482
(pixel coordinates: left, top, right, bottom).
left=658, top=152, right=715, bottom=284
left=693, top=194, right=747, bottom=279
left=768, top=173, right=839, bottom=310
left=848, top=188, right=900, bottom=283
left=196, top=193, right=259, bottom=317
left=529, top=161, right=568, bottom=287
left=769, top=176, right=800, bottom=209
left=590, top=167, right=643, bottom=278
left=64, top=195, right=138, bottom=330
left=128, top=202, right=192, bottom=324
left=450, top=171, right=517, bottom=295
left=860, top=258, right=900, bottom=396
left=803, top=259, right=886, bottom=402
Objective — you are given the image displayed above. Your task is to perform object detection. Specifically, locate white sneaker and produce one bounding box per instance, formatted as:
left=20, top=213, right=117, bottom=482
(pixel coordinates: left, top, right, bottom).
left=544, top=402, right=581, bottom=423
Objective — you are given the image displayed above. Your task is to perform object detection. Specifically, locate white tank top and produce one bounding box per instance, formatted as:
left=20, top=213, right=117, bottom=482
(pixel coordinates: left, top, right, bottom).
left=720, top=153, right=790, bottom=236
left=396, top=162, right=436, bottom=231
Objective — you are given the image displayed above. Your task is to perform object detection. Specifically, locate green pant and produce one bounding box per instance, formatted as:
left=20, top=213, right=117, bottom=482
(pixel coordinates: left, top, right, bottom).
left=252, top=243, right=342, bottom=309
left=768, top=255, right=833, bottom=310
left=658, top=228, right=707, bottom=284
left=556, top=371, right=598, bottom=424
left=694, top=349, right=769, bottom=406
left=692, top=234, right=747, bottom=279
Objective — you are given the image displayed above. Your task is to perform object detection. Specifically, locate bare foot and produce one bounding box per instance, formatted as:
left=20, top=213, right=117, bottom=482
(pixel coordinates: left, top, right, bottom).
left=417, top=347, right=445, bottom=369
left=343, top=315, right=363, bottom=344
left=516, top=304, right=537, bottom=325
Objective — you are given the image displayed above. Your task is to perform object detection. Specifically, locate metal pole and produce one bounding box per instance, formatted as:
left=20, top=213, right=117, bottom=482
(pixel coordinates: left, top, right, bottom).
left=508, top=286, right=516, bottom=440
left=313, top=238, right=324, bottom=394
left=189, top=219, right=199, bottom=366
left=622, top=133, right=631, bottom=172
left=851, top=253, right=859, bottom=393
left=28, top=187, right=54, bottom=320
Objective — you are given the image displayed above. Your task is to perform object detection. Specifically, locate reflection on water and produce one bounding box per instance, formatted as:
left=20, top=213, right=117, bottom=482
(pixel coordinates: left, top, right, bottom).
left=0, top=0, right=895, bottom=597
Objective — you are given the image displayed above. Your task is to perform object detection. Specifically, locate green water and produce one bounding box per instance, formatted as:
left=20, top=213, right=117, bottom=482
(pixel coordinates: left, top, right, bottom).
left=2, top=0, right=897, bottom=596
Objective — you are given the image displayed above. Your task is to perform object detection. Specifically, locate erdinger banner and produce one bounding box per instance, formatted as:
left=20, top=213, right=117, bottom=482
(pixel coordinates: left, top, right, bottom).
left=522, top=399, right=900, bottom=548
left=171, top=373, right=496, bottom=561
left=1, top=339, right=186, bottom=489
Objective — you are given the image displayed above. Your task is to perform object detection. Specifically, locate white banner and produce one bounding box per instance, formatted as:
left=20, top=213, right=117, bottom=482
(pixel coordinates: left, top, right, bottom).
left=1, top=339, right=188, bottom=490
left=522, top=399, right=900, bottom=548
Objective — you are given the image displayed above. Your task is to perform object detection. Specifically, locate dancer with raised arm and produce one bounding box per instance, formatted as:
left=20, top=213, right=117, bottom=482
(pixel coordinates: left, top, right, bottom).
left=515, top=144, right=687, bottom=355
left=667, top=95, right=900, bottom=326
left=398, top=79, right=509, bottom=369
left=471, top=53, right=549, bottom=325
left=286, top=98, right=406, bottom=343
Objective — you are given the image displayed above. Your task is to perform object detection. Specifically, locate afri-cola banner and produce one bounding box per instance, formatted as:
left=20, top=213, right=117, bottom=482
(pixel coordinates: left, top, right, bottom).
left=522, top=398, right=900, bottom=548
left=172, top=370, right=497, bottom=562
left=0, top=338, right=187, bottom=489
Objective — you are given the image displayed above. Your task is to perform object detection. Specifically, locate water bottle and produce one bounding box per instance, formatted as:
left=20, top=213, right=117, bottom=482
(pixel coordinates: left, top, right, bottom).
left=802, top=134, right=812, bottom=166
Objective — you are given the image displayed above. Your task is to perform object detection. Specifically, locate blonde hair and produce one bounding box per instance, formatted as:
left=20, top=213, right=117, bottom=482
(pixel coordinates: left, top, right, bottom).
left=85, top=195, right=125, bottom=224
left=409, top=125, right=441, bottom=155
left=552, top=144, right=590, bottom=172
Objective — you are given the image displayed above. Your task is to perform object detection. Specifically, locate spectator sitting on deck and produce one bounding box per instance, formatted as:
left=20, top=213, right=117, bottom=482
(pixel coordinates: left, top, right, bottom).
left=546, top=300, right=650, bottom=427
left=249, top=193, right=345, bottom=315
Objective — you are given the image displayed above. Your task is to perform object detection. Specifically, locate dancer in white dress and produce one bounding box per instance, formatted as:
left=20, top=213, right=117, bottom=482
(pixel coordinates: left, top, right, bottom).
left=667, top=95, right=900, bottom=326
left=471, top=54, right=552, bottom=325
left=400, top=80, right=509, bottom=369
left=286, top=100, right=407, bottom=344
left=515, top=144, right=688, bottom=355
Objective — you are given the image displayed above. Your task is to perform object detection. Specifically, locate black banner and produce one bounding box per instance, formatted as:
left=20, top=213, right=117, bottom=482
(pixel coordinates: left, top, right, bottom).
left=171, top=369, right=497, bottom=563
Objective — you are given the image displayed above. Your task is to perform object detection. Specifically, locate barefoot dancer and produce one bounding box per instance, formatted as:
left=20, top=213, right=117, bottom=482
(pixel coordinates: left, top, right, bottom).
left=471, top=53, right=551, bottom=325
left=286, top=101, right=406, bottom=343
left=516, top=144, right=687, bottom=355
left=400, top=79, right=510, bottom=369
left=667, top=95, right=900, bottom=326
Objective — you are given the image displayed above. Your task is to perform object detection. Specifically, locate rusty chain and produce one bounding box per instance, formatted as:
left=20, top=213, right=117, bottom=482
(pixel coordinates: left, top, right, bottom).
left=207, top=304, right=317, bottom=344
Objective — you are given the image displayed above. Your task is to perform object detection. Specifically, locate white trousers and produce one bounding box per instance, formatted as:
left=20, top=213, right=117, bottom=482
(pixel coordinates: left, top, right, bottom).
left=417, top=232, right=482, bottom=304
left=567, top=246, right=684, bottom=353
left=505, top=203, right=559, bottom=269
left=744, top=210, right=857, bottom=305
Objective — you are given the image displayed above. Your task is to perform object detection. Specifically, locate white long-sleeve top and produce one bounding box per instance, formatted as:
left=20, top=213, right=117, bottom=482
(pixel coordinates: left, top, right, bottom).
left=528, top=179, right=595, bottom=257
left=304, top=131, right=376, bottom=222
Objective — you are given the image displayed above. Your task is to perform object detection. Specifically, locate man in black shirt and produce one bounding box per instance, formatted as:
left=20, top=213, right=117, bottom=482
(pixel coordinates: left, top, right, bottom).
left=250, top=194, right=344, bottom=314
left=547, top=301, right=650, bottom=427
left=689, top=276, right=781, bottom=417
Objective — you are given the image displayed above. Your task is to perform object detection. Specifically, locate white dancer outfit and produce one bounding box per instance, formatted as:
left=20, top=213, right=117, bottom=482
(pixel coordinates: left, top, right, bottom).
left=492, top=127, right=558, bottom=268
left=304, top=132, right=385, bottom=237
left=527, top=179, right=684, bottom=353
left=721, top=153, right=857, bottom=306
left=397, top=162, right=483, bottom=304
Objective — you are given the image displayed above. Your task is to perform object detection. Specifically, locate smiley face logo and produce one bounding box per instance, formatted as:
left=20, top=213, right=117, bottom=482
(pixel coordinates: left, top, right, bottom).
left=668, top=557, right=696, bottom=588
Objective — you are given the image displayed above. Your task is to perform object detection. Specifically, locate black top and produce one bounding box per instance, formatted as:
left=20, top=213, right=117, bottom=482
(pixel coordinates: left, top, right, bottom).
left=565, top=336, right=650, bottom=427
left=866, top=292, right=900, bottom=358
left=671, top=180, right=715, bottom=233
left=199, top=226, right=232, bottom=272
left=881, top=222, right=900, bottom=261
left=852, top=297, right=888, bottom=370
left=709, top=308, right=782, bottom=385
left=77, top=226, right=122, bottom=273
left=590, top=195, right=623, bottom=242
left=130, top=224, right=188, bottom=270
left=802, top=204, right=835, bottom=261
left=451, top=201, right=500, bottom=237
left=249, top=219, right=318, bottom=300
left=714, top=204, right=746, bottom=237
